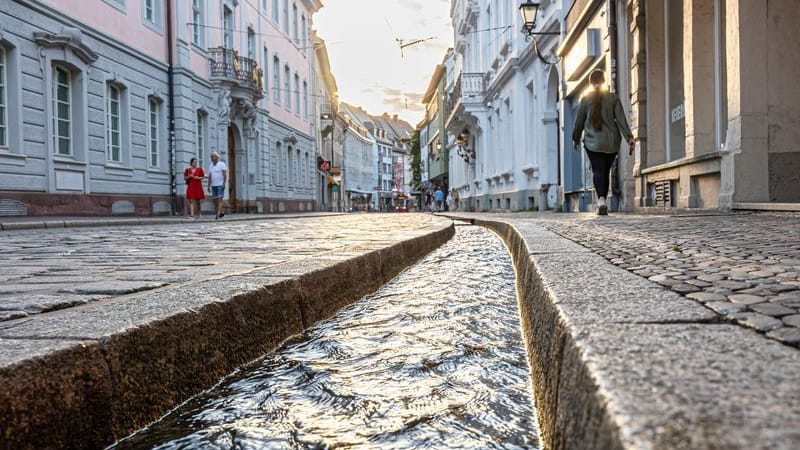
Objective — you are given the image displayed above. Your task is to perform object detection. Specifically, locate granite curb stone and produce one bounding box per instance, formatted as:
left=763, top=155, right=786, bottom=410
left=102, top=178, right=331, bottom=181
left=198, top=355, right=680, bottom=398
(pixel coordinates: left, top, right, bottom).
left=443, top=213, right=800, bottom=450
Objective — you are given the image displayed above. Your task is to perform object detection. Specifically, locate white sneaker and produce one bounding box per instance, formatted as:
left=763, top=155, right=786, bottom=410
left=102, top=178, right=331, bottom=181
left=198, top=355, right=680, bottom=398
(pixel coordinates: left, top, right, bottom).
left=597, top=197, right=608, bottom=216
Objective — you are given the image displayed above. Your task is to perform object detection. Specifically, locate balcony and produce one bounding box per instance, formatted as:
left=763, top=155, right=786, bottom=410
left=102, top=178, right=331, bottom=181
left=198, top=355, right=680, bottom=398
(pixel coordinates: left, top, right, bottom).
left=445, top=72, right=485, bottom=131
left=209, top=47, right=263, bottom=98
left=454, top=0, right=480, bottom=35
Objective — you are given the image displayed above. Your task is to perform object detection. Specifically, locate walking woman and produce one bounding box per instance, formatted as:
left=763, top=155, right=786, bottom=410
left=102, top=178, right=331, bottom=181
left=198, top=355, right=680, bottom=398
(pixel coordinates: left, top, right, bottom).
left=572, top=69, right=635, bottom=215
left=184, top=157, right=205, bottom=218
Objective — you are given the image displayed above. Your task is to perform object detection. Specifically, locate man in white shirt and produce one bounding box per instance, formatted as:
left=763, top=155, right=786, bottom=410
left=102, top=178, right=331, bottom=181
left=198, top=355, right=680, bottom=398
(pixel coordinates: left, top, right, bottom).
left=207, top=152, right=228, bottom=219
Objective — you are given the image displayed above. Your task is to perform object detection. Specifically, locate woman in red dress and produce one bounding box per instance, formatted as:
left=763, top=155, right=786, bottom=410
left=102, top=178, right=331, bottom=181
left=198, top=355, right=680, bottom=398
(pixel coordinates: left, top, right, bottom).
left=184, top=157, right=205, bottom=218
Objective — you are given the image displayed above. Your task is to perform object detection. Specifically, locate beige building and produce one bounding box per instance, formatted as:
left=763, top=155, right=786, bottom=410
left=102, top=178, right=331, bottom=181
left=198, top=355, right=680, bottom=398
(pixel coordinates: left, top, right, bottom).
left=561, top=0, right=799, bottom=211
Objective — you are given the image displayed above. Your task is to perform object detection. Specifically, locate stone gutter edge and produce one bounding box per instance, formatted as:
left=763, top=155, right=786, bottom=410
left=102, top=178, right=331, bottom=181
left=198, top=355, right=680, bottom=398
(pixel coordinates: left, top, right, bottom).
left=0, top=221, right=455, bottom=449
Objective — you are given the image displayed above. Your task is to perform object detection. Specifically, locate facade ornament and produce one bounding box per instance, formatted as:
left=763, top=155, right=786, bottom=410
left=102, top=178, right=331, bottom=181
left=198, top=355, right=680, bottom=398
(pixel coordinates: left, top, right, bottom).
left=33, top=26, right=99, bottom=64
left=235, top=98, right=258, bottom=138
left=217, top=89, right=232, bottom=126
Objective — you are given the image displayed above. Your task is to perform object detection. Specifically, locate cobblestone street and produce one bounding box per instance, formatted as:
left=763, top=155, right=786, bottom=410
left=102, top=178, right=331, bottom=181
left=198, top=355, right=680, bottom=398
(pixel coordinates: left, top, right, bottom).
left=485, top=211, right=800, bottom=347
left=0, top=214, right=444, bottom=321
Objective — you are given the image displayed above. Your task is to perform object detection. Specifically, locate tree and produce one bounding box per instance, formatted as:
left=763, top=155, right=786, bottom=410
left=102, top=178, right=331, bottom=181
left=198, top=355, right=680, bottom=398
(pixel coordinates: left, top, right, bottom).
left=409, top=129, right=421, bottom=189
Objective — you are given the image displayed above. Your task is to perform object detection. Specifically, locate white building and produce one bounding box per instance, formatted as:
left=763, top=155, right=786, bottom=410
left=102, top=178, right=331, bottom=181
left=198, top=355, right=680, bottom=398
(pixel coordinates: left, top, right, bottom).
left=446, top=0, right=563, bottom=211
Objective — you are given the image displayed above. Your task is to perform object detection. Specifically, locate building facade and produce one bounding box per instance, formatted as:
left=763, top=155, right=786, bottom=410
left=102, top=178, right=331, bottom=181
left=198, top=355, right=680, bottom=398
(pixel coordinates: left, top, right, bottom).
left=445, top=0, right=564, bottom=212
left=624, top=0, right=800, bottom=210
left=311, top=32, right=344, bottom=211
left=0, top=0, right=322, bottom=216
left=339, top=102, right=376, bottom=212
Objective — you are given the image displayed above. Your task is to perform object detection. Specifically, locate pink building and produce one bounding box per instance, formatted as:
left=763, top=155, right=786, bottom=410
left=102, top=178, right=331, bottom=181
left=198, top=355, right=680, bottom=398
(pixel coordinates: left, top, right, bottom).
left=0, top=0, right=322, bottom=216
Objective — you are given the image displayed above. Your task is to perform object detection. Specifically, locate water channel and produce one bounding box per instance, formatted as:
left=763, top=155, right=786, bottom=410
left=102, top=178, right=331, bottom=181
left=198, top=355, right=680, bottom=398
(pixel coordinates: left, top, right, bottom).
left=110, top=225, right=538, bottom=449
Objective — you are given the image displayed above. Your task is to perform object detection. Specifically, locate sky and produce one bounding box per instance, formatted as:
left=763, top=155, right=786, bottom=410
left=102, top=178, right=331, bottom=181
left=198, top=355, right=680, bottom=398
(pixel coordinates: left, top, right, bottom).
left=314, top=0, right=454, bottom=125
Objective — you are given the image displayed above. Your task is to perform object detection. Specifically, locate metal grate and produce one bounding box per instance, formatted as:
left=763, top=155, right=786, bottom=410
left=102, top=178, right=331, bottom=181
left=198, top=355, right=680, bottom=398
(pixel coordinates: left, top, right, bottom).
left=0, top=199, right=28, bottom=216
left=655, top=181, right=673, bottom=207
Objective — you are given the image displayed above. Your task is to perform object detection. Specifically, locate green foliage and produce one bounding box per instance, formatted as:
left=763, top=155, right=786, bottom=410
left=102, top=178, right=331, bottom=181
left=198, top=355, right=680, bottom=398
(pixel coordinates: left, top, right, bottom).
left=409, top=129, right=421, bottom=189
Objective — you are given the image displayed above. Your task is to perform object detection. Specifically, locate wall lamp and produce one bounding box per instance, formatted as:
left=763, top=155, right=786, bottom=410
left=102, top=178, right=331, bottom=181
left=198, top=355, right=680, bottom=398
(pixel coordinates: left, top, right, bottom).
left=519, top=2, right=560, bottom=65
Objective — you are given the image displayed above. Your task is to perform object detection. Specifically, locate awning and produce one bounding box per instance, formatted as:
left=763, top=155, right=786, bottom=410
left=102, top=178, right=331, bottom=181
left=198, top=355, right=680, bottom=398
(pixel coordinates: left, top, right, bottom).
left=346, top=188, right=373, bottom=194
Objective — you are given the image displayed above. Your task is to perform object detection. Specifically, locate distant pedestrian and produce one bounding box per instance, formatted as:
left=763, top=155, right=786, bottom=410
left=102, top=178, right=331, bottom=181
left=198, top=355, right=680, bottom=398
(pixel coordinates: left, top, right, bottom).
left=434, top=187, right=444, bottom=213
left=184, top=157, right=205, bottom=218
left=207, top=152, right=227, bottom=219
left=572, top=69, right=635, bottom=215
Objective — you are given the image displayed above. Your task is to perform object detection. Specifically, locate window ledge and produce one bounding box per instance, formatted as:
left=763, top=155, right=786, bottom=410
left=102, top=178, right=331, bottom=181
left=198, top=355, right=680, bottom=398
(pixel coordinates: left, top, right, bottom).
left=0, top=149, right=27, bottom=166
left=640, top=152, right=721, bottom=175
left=53, top=155, right=87, bottom=166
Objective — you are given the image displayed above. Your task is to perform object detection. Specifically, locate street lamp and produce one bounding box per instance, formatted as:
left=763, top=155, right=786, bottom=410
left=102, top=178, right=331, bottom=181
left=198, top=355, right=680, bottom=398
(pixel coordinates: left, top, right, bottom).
left=519, top=1, right=560, bottom=65
left=519, top=1, right=541, bottom=37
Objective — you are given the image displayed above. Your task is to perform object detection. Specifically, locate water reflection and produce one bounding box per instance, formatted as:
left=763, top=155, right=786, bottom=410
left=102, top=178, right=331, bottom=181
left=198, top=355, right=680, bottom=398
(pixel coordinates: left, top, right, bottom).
left=111, top=226, right=538, bottom=449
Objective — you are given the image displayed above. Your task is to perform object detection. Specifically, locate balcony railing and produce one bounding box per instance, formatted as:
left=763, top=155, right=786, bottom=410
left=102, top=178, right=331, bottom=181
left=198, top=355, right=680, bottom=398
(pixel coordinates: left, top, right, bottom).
left=209, top=47, right=263, bottom=93
left=446, top=72, right=485, bottom=125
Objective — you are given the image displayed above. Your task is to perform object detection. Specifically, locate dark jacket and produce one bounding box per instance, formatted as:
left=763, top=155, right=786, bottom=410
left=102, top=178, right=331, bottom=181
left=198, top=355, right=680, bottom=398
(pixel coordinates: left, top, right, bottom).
left=572, top=90, right=633, bottom=154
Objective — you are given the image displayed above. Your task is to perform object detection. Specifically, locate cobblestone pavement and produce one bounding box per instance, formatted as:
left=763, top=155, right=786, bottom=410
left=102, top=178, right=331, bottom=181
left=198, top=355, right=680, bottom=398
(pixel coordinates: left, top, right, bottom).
left=493, top=211, right=800, bottom=347
left=0, top=214, right=443, bottom=321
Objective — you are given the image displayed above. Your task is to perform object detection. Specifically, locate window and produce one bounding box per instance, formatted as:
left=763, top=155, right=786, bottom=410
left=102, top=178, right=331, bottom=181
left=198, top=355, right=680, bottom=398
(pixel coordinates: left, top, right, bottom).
left=143, top=0, right=162, bottom=30
left=223, top=6, right=234, bottom=49
left=283, top=0, right=289, bottom=34
left=0, top=47, right=6, bottom=147
left=273, top=56, right=280, bottom=104
left=284, top=65, right=291, bottom=111
left=272, top=0, right=279, bottom=23
left=247, top=28, right=256, bottom=59
left=714, top=0, right=728, bottom=151
left=53, top=65, right=72, bottom=156
left=294, top=74, right=300, bottom=116
left=665, top=0, right=685, bottom=161
left=293, top=4, right=299, bottom=43
left=303, top=80, right=308, bottom=121
left=196, top=111, right=206, bottom=163
left=148, top=98, right=160, bottom=167
left=287, top=145, right=293, bottom=185
left=103, top=0, right=126, bottom=13
left=301, top=15, right=307, bottom=51
left=192, top=0, right=204, bottom=46
left=274, top=141, right=281, bottom=183
left=262, top=47, right=269, bottom=96
left=107, top=85, right=121, bottom=162
left=296, top=148, right=301, bottom=186
left=144, top=0, right=154, bottom=22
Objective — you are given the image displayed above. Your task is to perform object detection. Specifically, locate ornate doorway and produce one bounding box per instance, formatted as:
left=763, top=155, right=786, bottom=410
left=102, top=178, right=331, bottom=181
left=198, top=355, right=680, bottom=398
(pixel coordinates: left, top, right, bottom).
left=227, top=126, right=238, bottom=211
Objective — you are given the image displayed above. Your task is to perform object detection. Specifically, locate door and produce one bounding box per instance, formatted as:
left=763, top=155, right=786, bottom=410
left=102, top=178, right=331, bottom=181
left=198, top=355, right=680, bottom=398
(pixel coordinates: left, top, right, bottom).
left=227, top=126, right=237, bottom=211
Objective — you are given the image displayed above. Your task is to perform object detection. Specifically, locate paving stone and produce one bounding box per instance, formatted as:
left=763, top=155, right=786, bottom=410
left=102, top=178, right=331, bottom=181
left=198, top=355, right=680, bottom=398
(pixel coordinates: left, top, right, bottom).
left=765, top=284, right=798, bottom=293
left=671, top=283, right=701, bottom=294
left=705, top=302, right=747, bottom=315
left=728, top=294, right=767, bottom=305
left=749, top=303, right=796, bottom=317
left=687, top=292, right=727, bottom=303
left=718, top=280, right=753, bottom=290
left=685, top=278, right=713, bottom=288
left=766, top=327, right=800, bottom=345
left=730, top=312, right=784, bottom=332
left=783, top=314, right=800, bottom=328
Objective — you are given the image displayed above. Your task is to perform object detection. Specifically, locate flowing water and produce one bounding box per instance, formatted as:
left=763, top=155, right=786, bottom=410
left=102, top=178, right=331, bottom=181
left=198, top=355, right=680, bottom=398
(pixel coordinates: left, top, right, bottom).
left=111, top=225, right=538, bottom=449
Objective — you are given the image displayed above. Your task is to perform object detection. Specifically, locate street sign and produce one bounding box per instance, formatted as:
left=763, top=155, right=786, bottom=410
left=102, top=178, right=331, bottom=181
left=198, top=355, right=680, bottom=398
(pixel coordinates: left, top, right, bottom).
left=320, top=161, right=330, bottom=171
left=331, top=185, right=339, bottom=193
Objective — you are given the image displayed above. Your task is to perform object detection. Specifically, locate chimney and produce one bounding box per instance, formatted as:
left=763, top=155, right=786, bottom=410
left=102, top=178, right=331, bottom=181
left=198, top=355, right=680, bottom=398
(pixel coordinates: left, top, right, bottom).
left=392, top=114, right=398, bottom=121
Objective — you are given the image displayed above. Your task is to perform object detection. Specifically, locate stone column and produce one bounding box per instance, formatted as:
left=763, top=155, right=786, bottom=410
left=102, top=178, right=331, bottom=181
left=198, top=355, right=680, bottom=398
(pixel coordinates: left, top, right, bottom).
left=683, top=0, right=715, bottom=159
left=629, top=0, right=647, bottom=207
left=721, top=0, right=769, bottom=206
